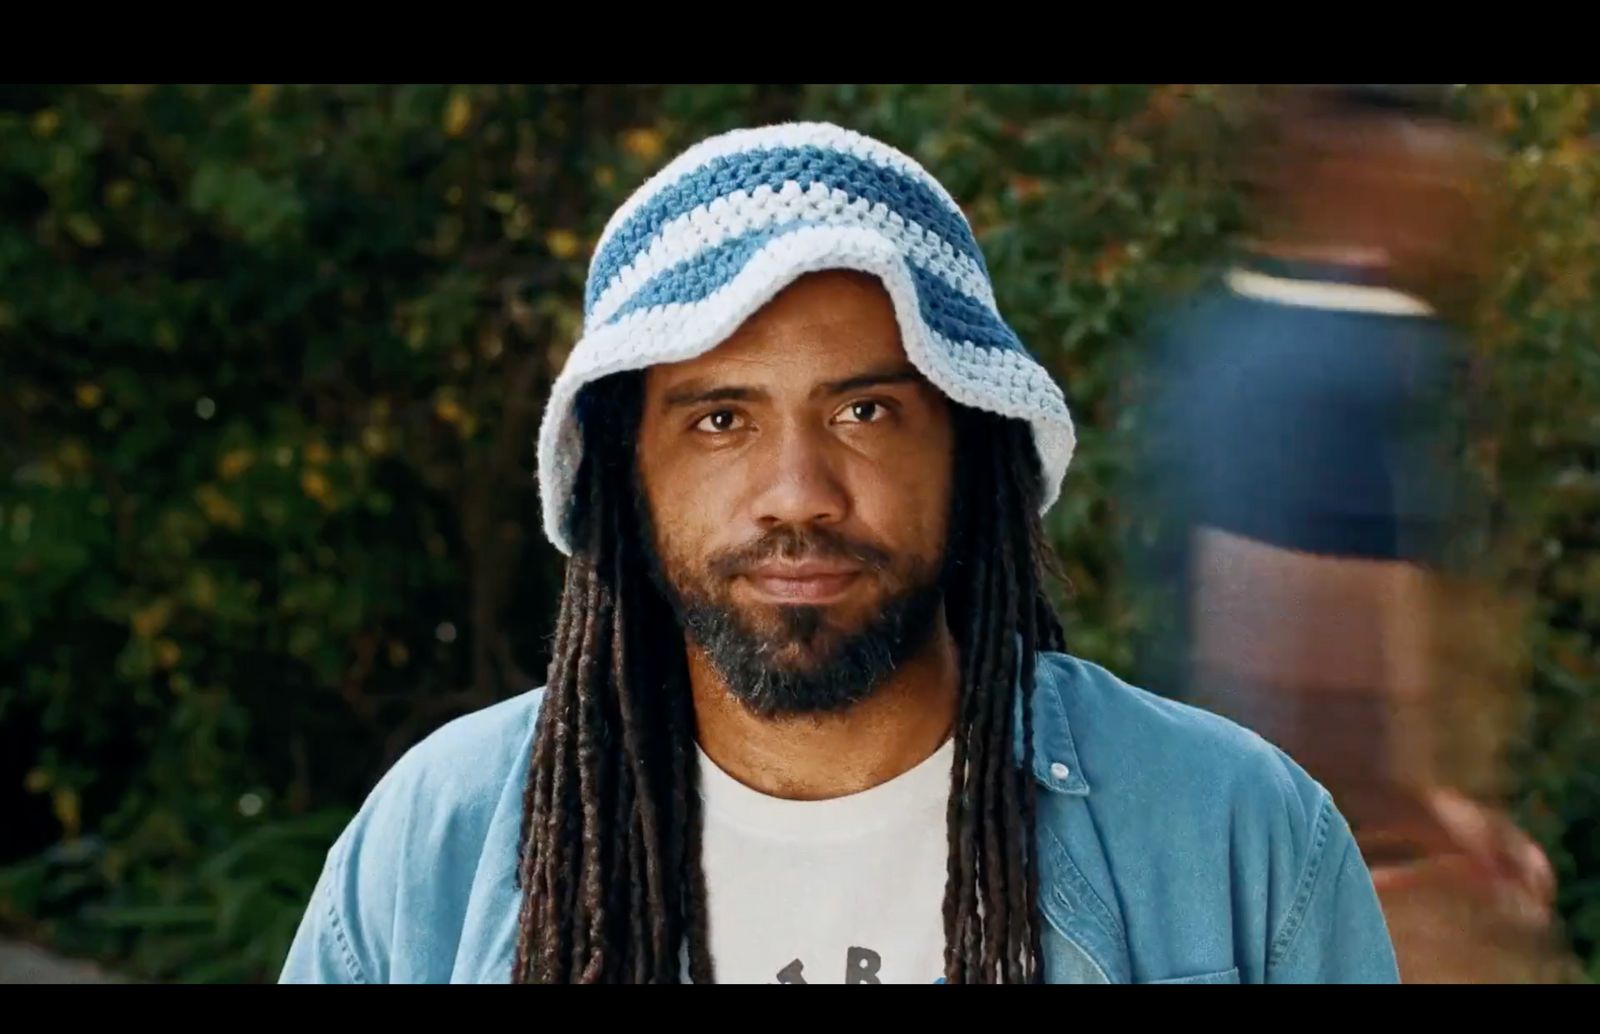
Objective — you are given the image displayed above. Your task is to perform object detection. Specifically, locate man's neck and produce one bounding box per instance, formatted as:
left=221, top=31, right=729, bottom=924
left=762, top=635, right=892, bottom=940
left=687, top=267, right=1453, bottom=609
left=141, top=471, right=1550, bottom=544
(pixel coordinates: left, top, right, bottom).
left=689, top=620, right=961, bottom=802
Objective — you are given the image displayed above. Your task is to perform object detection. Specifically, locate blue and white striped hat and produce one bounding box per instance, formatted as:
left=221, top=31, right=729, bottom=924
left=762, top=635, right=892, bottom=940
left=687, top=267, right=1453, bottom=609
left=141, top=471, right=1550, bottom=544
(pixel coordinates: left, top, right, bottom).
left=537, top=121, right=1076, bottom=555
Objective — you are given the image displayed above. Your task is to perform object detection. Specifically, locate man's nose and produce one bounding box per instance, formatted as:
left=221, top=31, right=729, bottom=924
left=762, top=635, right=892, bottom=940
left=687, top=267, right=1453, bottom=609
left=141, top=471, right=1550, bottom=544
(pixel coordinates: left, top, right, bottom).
left=748, top=423, right=850, bottom=531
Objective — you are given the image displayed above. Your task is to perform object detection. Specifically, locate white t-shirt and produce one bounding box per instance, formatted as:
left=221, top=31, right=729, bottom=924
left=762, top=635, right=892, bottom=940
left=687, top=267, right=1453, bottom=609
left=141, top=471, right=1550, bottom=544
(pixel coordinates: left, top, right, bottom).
left=696, top=738, right=954, bottom=984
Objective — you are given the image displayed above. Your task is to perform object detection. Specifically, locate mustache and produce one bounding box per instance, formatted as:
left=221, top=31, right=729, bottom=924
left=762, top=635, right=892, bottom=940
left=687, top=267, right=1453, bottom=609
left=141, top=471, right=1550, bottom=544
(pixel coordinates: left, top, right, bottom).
left=707, top=526, right=895, bottom=581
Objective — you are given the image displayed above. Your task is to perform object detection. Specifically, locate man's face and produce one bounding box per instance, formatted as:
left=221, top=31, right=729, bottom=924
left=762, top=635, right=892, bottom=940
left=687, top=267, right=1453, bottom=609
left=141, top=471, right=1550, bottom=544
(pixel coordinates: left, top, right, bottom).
left=634, top=271, right=957, bottom=717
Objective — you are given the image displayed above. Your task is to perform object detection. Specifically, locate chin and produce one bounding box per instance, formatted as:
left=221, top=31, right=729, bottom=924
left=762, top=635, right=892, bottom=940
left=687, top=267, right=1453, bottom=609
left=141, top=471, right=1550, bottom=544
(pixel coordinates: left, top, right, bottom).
left=758, top=634, right=854, bottom=674
left=668, top=570, right=946, bottom=719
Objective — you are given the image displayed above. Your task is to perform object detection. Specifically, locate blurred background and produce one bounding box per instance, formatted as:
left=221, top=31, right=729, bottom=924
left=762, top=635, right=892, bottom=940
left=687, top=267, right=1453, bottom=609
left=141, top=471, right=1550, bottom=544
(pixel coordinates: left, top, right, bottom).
left=0, top=84, right=1595, bottom=984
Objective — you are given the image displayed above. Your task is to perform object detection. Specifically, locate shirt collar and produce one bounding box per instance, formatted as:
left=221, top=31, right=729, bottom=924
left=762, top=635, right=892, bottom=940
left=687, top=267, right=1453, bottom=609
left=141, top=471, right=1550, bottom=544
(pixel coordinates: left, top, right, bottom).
left=1014, top=651, right=1090, bottom=797
left=1226, top=261, right=1435, bottom=318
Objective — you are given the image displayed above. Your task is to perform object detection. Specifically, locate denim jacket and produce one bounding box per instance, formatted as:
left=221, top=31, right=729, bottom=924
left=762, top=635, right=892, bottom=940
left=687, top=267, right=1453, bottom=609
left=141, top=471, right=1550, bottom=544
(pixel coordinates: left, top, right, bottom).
left=280, top=652, right=1398, bottom=983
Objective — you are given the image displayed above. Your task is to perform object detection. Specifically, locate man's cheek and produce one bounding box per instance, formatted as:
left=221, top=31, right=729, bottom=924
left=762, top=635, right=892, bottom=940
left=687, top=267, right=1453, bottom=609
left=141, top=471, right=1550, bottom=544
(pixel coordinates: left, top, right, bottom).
left=649, top=489, right=702, bottom=551
left=668, top=493, right=729, bottom=551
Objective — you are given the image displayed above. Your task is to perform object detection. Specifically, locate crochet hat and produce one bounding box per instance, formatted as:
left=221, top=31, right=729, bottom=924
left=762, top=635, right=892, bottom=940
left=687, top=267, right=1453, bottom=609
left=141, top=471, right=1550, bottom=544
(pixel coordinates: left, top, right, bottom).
left=536, top=122, right=1076, bottom=555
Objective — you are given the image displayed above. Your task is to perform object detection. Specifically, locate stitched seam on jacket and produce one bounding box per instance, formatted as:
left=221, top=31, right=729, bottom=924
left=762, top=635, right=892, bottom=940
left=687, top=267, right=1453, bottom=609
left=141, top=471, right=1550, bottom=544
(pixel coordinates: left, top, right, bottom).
left=324, top=837, right=369, bottom=984
left=1267, top=791, right=1335, bottom=968
left=1043, top=824, right=1127, bottom=952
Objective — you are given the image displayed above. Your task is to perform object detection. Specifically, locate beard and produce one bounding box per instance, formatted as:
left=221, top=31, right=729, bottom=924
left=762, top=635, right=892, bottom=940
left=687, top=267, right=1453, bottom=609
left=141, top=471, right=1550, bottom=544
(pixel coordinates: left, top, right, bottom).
left=635, top=487, right=947, bottom=719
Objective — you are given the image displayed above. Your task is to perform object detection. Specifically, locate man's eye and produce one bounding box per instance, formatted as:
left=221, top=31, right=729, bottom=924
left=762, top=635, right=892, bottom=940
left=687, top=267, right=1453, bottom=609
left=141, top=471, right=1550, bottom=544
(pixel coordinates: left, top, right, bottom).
left=836, top=400, right=885, bottom=424
left=695, top=410, right=743, bottom=433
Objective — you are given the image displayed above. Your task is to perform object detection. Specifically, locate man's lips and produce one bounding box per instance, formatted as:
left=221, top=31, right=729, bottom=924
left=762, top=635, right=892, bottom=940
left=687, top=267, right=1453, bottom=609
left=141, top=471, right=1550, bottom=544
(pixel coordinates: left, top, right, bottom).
left=740, top=561, right=863, bottom=603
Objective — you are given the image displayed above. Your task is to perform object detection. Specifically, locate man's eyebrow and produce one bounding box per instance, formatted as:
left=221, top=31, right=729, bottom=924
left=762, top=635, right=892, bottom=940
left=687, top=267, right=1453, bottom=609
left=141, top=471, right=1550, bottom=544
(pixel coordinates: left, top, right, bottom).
left=812, top=364, right=924, bottom=399
left=659, top=364, right=924, bottom=409
left=660, top=382, right=770, bottom=409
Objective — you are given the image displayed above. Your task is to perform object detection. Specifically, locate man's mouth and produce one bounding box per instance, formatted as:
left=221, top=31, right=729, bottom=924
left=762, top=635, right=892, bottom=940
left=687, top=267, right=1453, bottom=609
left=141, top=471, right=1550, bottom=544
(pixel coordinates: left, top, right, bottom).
left=741, top=560, right=864, bottom=604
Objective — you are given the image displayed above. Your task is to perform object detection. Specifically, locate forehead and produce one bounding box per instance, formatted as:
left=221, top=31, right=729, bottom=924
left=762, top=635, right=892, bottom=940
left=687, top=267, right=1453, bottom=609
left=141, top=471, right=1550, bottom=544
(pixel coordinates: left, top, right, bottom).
left=647, top=270, right=909, bottom=385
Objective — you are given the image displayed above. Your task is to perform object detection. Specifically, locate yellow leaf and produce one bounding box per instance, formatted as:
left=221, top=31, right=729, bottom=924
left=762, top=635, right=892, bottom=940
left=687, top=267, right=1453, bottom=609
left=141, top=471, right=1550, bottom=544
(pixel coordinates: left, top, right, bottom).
left=218, top=448, right=255, bottom=480
left=155, top=638, right=182, bottom=670
left=301, top=469, right=332, bottom=505
left=195, top=484, right=245, bottom=529
left=361, top=425, right=390, bottom=456
left=24, top=768, right=51, bottom=794
left=1555, top=136, right=1591, bottom=168
left=52, top=787, right=81, bottom=838
left=304, top=441, right=332, bottom=466
left=433, top=398, right=465, bottom=425
left=57, top=439, right=91, bottom=472
left=250, top=84, right=278, bottom=110
left=65, top=213, right=103, bottom=248
left=131, top=598, right=174, bottom=640
left=505, top=204, right=534, bottom=242
left=189, top=571, right=217, bottom=611
left=105, top=179, right=136, bottom=209
left=1010, top=175, right=1046, bottom=204
left=32, top=109, right=60, bottom=138
left=595, top=166, right=616, bottom=188
left=75, top=382, right=104, bottom=409
left=622, top=128, right=664, bottom=162
left=443, top=92, right=473, bottom=138
left=545, top=229, right=581, bottom=260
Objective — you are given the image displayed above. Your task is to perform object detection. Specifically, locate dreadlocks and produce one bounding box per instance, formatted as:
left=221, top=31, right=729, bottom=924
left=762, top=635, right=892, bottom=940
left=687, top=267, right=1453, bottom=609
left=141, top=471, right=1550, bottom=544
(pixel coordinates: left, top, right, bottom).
left=512, top=370, right=1065, bottom=984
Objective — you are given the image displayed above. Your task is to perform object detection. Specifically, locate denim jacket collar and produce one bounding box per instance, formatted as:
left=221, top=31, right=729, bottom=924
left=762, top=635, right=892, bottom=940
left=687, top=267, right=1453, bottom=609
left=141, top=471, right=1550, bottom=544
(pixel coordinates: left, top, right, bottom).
left=1014, top=648, right=1091, bottom=797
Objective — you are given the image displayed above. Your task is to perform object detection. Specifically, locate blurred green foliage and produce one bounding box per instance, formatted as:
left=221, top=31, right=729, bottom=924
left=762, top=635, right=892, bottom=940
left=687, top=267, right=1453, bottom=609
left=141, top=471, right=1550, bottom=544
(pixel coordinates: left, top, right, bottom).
left=0, top=85, right=1595, bottom=982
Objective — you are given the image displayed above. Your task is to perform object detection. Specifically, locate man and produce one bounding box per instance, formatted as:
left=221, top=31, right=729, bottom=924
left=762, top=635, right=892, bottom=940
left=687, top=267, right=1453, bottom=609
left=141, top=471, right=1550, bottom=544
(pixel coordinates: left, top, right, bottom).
left=281, top=121, right=1397, bottom=984
left=1125, top=86, right=1567, bottom=981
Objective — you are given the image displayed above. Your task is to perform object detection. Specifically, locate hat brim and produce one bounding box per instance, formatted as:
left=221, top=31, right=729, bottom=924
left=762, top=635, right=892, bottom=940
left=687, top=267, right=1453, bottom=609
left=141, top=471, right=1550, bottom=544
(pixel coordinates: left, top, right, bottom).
left=536, top=224, right=1076, bottom=556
